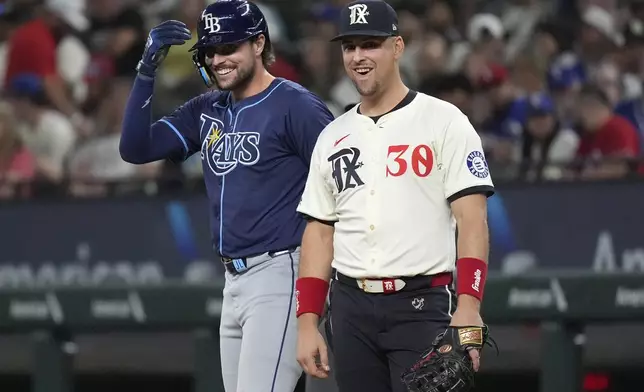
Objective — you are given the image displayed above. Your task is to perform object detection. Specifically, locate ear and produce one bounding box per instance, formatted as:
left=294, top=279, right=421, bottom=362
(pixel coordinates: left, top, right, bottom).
left=393, top=36, right=405, bottom=60
left=254, top=34, right=266, bottom=56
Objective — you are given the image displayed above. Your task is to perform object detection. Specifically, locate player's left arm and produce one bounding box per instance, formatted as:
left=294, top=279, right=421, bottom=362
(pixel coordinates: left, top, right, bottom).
left=440, top=111, right=495, bottom=370
left=450, top=194, right=489, bottom=313
left=440, top=112, right=494, bottom=316
left=284, top=93, right=335, bottom=167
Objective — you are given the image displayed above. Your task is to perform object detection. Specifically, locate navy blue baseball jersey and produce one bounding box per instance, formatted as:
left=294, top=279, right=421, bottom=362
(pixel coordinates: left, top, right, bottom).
left=120, top=77, right=334, bottom=257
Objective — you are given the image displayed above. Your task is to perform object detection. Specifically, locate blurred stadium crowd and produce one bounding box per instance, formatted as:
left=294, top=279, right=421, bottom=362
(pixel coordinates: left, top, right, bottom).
left=0, top=0, right=643, bottom=199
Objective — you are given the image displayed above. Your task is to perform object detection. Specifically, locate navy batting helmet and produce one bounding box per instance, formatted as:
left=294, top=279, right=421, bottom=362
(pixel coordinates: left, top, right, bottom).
left=190, top=0, right=269, bottom=87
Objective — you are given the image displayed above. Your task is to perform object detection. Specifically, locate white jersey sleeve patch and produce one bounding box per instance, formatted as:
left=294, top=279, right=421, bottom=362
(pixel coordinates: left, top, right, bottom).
left=441, top=113, right=494, bottom=199
left=297, top=140, right=338, bottom=221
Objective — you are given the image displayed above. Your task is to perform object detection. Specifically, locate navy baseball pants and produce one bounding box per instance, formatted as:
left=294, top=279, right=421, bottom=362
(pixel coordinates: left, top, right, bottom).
left=328, top=272, right=455, bottom=392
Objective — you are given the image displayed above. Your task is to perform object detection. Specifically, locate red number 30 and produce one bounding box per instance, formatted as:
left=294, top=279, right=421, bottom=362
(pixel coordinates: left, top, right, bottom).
left=386, top=144, right=433, bottom=177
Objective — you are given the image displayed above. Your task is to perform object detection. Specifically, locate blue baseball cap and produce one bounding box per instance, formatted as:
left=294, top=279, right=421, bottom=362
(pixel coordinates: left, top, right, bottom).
left=7, top=73, right=43, bottom=97
left=547, top=52, right=587, bottom=91
left=5, top=73, right=49, bottom=106
left=526, top=92, right=555, bottom=116
left=310, top=4, right=340, bottom=22
left=331, top=0, right=399, bottom=42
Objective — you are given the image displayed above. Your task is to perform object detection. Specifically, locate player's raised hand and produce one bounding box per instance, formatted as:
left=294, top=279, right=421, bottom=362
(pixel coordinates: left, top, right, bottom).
left=137, top=20, right=192, bottom=78
left=297, top=319, right=330, bottom=379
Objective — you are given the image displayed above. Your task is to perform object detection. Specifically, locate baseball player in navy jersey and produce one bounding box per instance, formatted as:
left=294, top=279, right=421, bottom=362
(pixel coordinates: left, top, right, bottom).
left=294, top=1, right=494, bottom=392
left=119, top=1, right=335, bottom=391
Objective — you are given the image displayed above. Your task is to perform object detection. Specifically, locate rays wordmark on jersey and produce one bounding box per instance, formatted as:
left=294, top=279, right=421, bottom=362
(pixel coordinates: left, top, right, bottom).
left=200, top=114, right=260, bottom=176
left=328, top=147, right=364, bottom=193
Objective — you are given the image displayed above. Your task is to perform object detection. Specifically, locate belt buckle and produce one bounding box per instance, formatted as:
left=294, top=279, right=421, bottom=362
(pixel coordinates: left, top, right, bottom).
left=382, top=278, right=397, bottom=293
left=269, top=249, right=290, bottom=258
left=358, top=278, right=399, bottom=293
left=269, top=246, right=298, bottom=258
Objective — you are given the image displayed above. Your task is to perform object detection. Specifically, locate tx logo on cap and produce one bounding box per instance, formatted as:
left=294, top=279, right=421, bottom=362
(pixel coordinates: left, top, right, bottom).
left=348, top=3, right=369, bottom=25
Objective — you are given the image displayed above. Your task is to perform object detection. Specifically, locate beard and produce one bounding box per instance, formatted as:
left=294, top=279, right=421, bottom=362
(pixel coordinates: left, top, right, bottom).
left=213, top=61, right=255, bottom=91
left=351, top=77, right=381, bottom=97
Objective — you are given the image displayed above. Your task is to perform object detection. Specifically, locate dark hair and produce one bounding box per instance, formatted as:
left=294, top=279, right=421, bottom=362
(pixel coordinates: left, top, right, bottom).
left=12, top=89, right=49, bottom=107
left=579, top=84, right=611, bottom=107
left=623, top=19, right=644, bottom=47
left=420, top=73, right=473, bottom=96
left=535, top=19, right=575, bottom=52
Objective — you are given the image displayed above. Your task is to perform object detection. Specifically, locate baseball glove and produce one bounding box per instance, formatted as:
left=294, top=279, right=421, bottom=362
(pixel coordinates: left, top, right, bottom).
left=401, top=325, right=496, bottom=392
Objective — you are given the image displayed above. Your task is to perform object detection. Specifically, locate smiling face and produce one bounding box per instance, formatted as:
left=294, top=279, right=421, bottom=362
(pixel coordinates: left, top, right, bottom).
left=203, top=35, right=265, bottom=91
left=341, top=35, right=403, bottom=97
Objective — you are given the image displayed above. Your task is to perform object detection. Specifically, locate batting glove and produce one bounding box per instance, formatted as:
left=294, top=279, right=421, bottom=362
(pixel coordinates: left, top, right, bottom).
left=137, top=20, right=192, bottom=78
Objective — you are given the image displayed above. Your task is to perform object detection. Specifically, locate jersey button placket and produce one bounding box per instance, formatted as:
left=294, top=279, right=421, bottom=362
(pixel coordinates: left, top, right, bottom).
left=369, top=224, right=376, bottom=267
left=374, top=121, right=389, bottom=271
left=368, top=122, right=383, bottom=271
left=369, top=187, right=376, bottom=259
left=366, top=186, right=378, bottom=265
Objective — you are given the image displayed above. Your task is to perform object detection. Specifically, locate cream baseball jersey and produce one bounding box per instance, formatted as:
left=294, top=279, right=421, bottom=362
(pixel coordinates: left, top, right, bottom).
left=296, top=90, right=495, bottom=278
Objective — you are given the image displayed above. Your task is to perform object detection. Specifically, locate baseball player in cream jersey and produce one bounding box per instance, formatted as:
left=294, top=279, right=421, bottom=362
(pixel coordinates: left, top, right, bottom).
left=293, top=1, right=495, bottom=392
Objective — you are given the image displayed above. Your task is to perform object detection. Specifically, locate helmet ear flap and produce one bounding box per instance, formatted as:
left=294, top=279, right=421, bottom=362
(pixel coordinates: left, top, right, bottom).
left=192, top=50, right=216, bottom=88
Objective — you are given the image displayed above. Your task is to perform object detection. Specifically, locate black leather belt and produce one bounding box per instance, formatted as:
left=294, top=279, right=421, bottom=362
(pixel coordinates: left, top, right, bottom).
left=221, top=246, right=298, bottom=275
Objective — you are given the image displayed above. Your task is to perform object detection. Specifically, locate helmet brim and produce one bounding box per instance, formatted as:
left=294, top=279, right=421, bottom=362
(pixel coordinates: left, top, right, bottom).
left=189, top=32, right=267, bottom=51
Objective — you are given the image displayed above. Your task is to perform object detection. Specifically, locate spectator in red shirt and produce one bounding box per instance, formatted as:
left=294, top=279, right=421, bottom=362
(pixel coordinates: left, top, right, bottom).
left=4, top=0, right=89, bottom=130
left=575, top=85, right=641, bottom=179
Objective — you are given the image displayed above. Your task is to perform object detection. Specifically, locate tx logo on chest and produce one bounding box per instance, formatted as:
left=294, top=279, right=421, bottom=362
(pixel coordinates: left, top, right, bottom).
left=199, top=114, right=260, bottom=176
left=328, top=147, right=364, bottom=193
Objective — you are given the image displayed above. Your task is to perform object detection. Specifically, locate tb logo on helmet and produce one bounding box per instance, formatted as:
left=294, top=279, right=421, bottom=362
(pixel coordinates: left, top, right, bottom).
left=348, top=4, right=369, bottom=25
left=201, top=11, right=221, bottom=33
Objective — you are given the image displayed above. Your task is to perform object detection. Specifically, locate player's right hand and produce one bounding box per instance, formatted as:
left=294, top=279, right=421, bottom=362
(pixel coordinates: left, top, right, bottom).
left=296, top=321, right=330, bottom=379
left=137, top=20, right=192, bottom=77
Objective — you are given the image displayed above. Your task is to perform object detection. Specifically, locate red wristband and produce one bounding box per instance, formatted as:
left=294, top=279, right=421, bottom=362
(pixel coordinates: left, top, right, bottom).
left=295, top=277, right=329, bottom=318
left=456, top=257, right=487, bottom=301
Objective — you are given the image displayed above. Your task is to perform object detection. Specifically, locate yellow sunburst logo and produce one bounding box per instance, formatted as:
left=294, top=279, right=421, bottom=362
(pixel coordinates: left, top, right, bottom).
left=207, top=123, right=222, bottom=148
